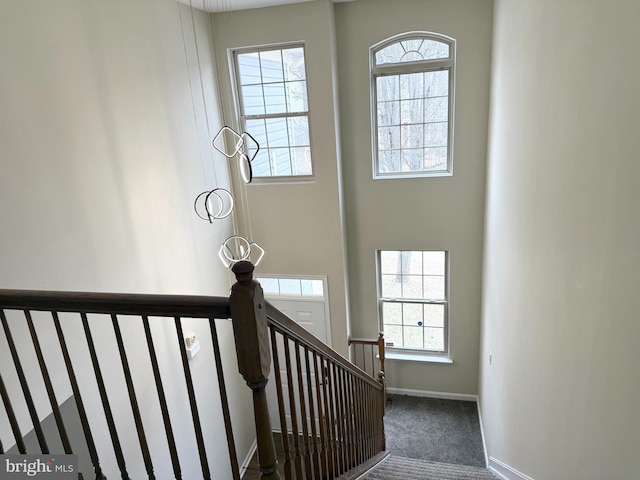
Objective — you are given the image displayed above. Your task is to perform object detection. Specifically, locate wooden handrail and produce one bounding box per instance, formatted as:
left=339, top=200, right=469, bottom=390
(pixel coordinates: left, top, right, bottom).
left=0, top=288, right=239, bottom=479
left=1, top=268, right=387, bottom=479
left=231, top=263, right=386, bottom=479
left=0, top=289, right=231, bottom=318
left=266, top=303, right=384, bottom=391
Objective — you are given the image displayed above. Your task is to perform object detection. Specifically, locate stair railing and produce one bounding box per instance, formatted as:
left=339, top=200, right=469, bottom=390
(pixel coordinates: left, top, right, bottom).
left=230, top=261, right=386, bottom=480
left=347, top=333, right=386, bottom=386
left=0, top=289, right=240, bottom=480
left=0, top=264, right=387, bottom=480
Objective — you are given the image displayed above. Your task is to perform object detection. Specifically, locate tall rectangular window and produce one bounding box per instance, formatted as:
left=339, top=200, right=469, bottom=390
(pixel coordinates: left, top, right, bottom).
left=233, top=45, right=312, bottom=178
left=377, top=250, right=448, bottom=353
left=371, top=33, right=455, bottom=178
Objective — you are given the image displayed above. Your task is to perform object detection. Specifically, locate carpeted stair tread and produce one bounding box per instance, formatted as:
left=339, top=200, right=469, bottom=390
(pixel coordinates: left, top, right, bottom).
left=360, top=455, right=499, bottom=480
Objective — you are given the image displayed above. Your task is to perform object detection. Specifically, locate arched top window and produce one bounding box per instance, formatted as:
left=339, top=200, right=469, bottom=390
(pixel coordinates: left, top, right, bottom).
left=374, top=36, right=450, bottom=65
left=371, top=32, right=456, bottom=178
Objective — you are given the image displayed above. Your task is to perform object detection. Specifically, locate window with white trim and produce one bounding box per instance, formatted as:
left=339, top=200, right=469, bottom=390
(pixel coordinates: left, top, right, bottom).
left=256, top=276, right=324, bottom=297
left=233, top=45, right=312, bottom=178
left=377, top=250, right=448, bottom=353
left=371, top=32, right=455, bottom=178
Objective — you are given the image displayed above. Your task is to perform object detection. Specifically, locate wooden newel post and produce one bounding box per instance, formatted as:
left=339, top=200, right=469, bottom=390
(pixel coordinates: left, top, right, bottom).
left=229, top=261, right=281, bottom=480
left=377, top=332, right=386, bottom=386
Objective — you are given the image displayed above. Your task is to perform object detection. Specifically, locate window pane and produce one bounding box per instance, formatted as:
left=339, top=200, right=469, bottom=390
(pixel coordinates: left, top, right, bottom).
left=379, top=250, right=448, bottom=353
left=279, top=278, right=301, bottom=295
left=401, top=275, right=423, bottom=298
left=419, top=40, right=449, bottom=60
left=402, top=39, right=423, bottom=54
left=245, top=118, right=267, bottom=144
left=301, top=279, right=323, bottom=296
left=424, top=304, right=444, bottom=327
left=402, top=303, right=423, bottom=326
left=375, top=42, right=405, bottom=65
left=237, top=52, right=261, bottom=85
left=287, top=117, right=310, bottom=146
left=401, top=149, right=422, bottom=172
left=401, top=125, right=424, bottom=149
left=241, top=85, right=265, bottom=115
left=246, top=113, right=311, bottom=177
left=282, top=47, right=306, bottom=81
left=265, top=118, right=288, bottom=147
left=404, top=326, right=423, bottom=349
left=259, top=50, right=284, bottom=83
left=424, top=275, right=445, bottom=299
left=382, top=302, right=402, bottom=325
left=291, top=147, right=312, bottom=176
left=380, top=251, right=401, bottom=274
left=400, top=50, right=423, bottom=62
left=400, top=99, right=424, bottom=125
left=377, top=76, right=399, bottom=102
left=252, top=150, right=271, bottom=176
left=258, top=277, right=323, bottom=297
left=425, top=70, right=449, bottom=96
left=424, top=147, right=447, bottom=170
left=285, top=81, right=308, bottom=113
left=425, top=96, right=448, bottom=122
left=400, top=73, right=424, bottom=100
left=381, top=274, right=401, bottom=297
left=258, top=277, right=279, bottom=294
left=236, top=46, right=311, bottom=178
left=379, top=150, right=400, bottom=173
left=384, top=325, right=403, bottom=348
left=373, top=36, right=453, bottom=177
left=425, top=122, right=448, bottom=148
left=378, top=126, right=401, bottom=150
left=401, top=251, right=422, bottom=274
left=378, top=101, right=400, bottom=127
left=263, top=82, right=287, bottom=114
left=271, top=148, right=292, bottom=176
left=425, top=327, right=444, bottom=351
left=423, top=251, right=445, bottom=275
left=375, top=38, right=449, bottom=65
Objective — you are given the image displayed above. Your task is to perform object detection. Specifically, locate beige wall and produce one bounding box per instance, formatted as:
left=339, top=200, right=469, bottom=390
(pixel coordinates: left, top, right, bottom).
left=336, top=0, right=493, bottom=394
left=0, top=1, right=254, bottom=476
left=212, top=0, right=351, bottom=355
left=479, top=0, right=640, bottom=478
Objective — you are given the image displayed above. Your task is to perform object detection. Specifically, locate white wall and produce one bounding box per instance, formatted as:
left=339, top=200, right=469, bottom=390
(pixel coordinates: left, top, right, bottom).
left=335, top=0, right=493, bottom=394
left=480, top=0, right=640, bottom=478
left=212, top=0, right=352, bottom=355
left=0, top=1, right=254, bottom=476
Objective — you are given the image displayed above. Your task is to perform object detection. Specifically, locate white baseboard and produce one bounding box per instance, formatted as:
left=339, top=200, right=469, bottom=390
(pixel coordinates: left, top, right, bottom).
left=240, top=438, right=258, bottom=478
left=489, top=456, right=535, bottom=480
left=386, top=387, right=478, bottom=402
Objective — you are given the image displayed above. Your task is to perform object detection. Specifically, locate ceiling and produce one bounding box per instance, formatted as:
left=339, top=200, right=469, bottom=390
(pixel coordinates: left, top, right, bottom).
left=177, top=0, right=353, bottom=13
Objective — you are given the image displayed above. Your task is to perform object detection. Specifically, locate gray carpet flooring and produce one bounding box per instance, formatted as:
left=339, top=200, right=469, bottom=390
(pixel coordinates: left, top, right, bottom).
left=360, top=455, right=499, bottom=480
left=384, top=394, right=486, bottom=468
left=246, top=394, right=491, bottom=479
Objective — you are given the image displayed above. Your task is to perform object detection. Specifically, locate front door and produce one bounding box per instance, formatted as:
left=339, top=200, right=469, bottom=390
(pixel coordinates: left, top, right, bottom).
left=258, top=276, right=330, bottom=434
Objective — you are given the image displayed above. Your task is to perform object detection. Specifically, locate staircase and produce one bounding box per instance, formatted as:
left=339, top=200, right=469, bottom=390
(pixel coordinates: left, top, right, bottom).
left=0, top=261, right=386, bottom=479
left=0, top=262, right=491, bottom=480
left=360, top=455, right=499, bottom=480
